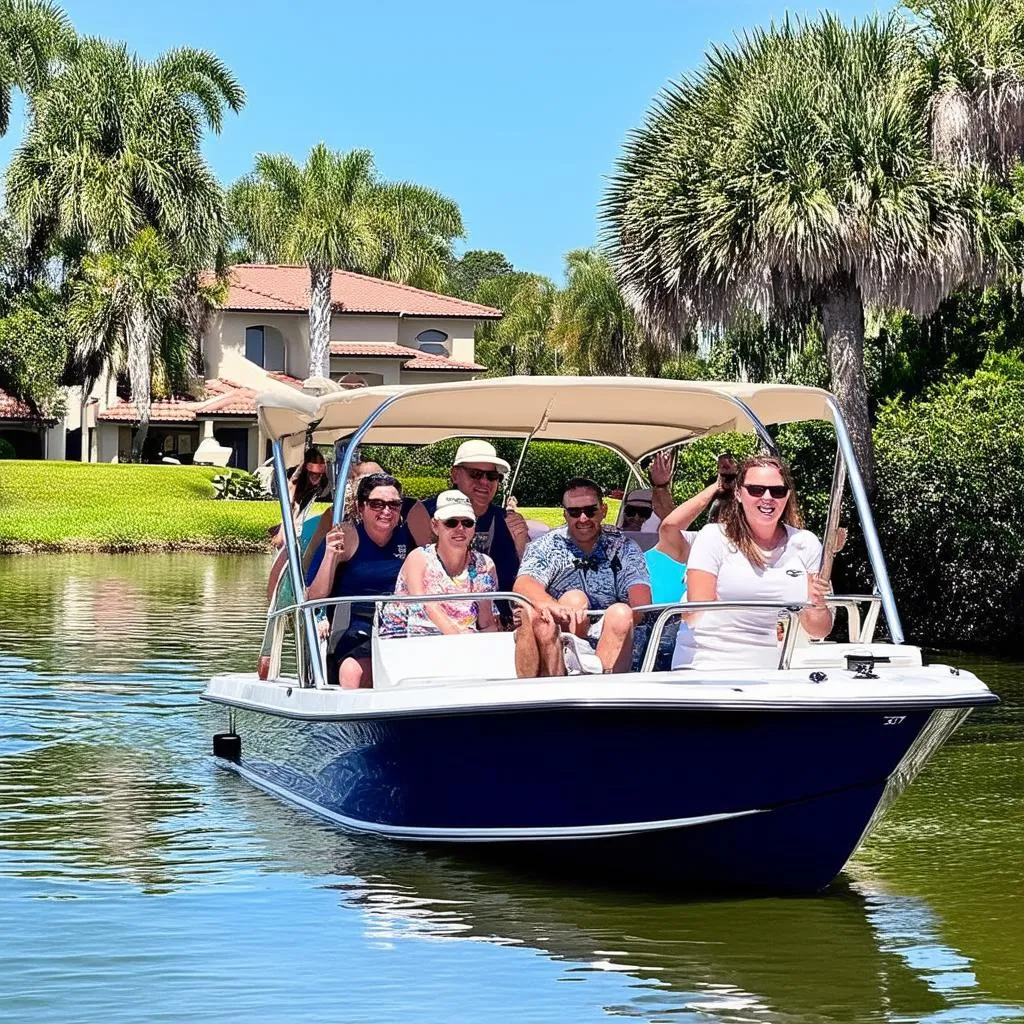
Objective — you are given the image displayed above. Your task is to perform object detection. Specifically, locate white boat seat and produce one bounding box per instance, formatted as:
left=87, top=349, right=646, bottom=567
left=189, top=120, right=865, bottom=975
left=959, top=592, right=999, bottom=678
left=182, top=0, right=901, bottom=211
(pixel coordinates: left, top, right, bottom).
left=372, top=630, right=517, bottom=689
left=789, top=642, right=923, bottom=670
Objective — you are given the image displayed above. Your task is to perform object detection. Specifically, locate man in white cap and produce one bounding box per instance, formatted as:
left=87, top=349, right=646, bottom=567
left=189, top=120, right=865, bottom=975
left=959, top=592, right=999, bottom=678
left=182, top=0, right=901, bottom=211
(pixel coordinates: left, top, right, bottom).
left=408, top=440, right=529, bottom=599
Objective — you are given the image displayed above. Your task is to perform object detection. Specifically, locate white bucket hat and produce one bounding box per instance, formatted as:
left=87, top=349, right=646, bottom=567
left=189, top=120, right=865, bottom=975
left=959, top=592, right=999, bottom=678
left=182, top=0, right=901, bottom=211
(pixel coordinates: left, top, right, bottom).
left=452, top=439, right=511, bottom=476
left=433, top=489, right=477, bottom=523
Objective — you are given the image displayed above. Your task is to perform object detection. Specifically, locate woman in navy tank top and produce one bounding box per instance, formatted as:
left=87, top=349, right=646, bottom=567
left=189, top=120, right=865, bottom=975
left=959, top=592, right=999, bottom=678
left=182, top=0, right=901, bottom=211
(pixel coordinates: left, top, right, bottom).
left=307, top=473, right=411, bottom=688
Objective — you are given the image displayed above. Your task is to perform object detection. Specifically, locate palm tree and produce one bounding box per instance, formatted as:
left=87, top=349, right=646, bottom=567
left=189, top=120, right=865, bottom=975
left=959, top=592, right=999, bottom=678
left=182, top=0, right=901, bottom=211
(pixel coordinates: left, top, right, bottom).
left=0, top=0, right=73, bottom=135
left=474, top=272, right=558, bottom=376
left=914, top=0, right=1024, bottom=173
left=68, top=227, right=225, bottom=459
left=603, top=13, right=1015, bottom=492
left=6, top=37, right=243, bottom=450
left=6, top=37, right=244, bottom=262
left=227, top=145, right=464, bottom=377
left=552, top=248, right=667, bottom=375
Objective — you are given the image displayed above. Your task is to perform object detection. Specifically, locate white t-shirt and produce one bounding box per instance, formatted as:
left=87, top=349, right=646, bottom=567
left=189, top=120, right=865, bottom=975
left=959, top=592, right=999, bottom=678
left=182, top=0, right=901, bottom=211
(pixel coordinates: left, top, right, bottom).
left=672, top=523, right=823, bottom=670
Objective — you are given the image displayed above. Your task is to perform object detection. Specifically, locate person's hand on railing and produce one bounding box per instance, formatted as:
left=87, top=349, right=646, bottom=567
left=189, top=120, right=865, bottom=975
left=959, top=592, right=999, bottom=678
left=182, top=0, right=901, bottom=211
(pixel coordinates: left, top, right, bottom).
left=550, top=603, right=589, bottom=634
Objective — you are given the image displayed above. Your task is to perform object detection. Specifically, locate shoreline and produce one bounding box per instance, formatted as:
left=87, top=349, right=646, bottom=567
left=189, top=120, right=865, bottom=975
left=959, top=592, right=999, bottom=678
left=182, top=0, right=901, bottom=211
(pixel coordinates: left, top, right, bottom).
left=0, top=538, right=273, bottom=554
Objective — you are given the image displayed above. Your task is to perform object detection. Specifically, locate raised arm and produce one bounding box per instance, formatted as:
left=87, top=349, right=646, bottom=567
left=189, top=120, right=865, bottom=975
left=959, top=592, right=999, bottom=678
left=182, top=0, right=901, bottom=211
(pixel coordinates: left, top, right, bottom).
left=657, top=482, right=718, bottom=561
left=307, top=522, right=357, bottom=600
left=648, top=450, right=676, bottom=521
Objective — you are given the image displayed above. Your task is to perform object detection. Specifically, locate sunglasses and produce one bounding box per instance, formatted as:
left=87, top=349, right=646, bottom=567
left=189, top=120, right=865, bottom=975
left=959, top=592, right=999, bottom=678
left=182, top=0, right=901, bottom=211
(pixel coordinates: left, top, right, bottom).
left=462, top=468, right=502, bottom=482
left=742, top=483, right=790, bottom=499
left=364, top=498, right=403, bottom=512
left=564, top=504, right=600, bottom=519
left=441, top=517, right=475, bottom=529
left=623, top=504, right=652, bottom=520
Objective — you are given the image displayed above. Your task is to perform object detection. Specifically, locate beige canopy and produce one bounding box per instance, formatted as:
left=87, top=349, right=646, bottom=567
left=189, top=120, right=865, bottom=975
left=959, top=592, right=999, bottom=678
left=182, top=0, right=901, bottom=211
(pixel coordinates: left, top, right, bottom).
left=259, top=376, right=835, bottom=466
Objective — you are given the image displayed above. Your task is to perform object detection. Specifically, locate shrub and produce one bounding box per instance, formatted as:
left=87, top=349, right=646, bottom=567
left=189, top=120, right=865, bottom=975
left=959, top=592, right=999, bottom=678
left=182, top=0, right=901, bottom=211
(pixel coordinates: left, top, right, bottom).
left=0, top=437, right=15, bottom=459
left=367, top=440, right=628, bottom=505
left=396, top=475, right=449, bottom=500
left=211, top=470, right=265, bottom=500
left=870, top=353, right=1024, bottom=648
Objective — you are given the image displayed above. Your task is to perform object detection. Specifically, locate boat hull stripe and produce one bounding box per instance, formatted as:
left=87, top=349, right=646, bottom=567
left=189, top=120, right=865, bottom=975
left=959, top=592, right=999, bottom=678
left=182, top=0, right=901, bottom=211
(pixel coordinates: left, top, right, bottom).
left=224, top=760, right=766, bottom=841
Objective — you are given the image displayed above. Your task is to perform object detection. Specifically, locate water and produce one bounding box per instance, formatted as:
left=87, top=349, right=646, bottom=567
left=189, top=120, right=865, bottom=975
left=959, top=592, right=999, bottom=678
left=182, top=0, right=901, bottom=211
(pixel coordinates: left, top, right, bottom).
left=0, top=554, right=1021, bottom=1024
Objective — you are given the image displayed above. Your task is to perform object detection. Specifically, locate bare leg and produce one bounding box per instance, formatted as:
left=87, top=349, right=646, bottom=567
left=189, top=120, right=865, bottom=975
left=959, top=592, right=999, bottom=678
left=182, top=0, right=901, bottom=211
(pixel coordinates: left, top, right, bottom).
left=339, top=656, right=373, bottom=689
left=558, top=589, right=590, bottom=638
left=534, top=607, right=566, bottom=677
left=594, top=603, right=634, bottom=674
left=515, top=609, right=541, bottom=678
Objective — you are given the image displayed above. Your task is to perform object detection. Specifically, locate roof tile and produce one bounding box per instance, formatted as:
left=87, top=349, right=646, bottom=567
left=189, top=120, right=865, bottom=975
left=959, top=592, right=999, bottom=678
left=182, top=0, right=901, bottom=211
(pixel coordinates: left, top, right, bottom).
left=329, top=342, right=484, bottom=372
left=94, top=376, right=305, bottom=424
left=209, top=265, right=502, bottom=320
left=0, top=388, right=42, bottom=420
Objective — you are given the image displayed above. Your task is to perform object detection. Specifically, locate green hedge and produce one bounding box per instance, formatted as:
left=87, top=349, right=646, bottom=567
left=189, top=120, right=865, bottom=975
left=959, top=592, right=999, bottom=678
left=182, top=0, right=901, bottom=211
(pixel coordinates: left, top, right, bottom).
left=869, top=353, right=1024, bottom=648
left=396, top=475, right=449, bottom=500
left=365, top=440, right=628, bottom=505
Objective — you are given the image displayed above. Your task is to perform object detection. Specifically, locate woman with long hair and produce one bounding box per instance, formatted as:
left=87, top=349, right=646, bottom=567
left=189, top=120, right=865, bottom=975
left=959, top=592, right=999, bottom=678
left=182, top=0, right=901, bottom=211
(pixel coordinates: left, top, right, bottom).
left=671, top=455, right=833, bottom=669
left=382, top=490, right=498, bottom=637
left=307, top=472, right=411, bottom=688
left=289, top=447, right=329, bottom=515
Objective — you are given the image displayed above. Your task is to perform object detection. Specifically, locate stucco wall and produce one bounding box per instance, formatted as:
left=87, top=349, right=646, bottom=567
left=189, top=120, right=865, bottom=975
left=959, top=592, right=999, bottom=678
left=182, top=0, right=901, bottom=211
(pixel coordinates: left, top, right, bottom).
left=329, top=356, right=403, bottom=385
left=329, top=314, right=400, bottom=344
left=96, top=422, right=121, bottom=463
left=397, top=317, right=478, bottom=362
left=204, top=312, right=311, bottom=385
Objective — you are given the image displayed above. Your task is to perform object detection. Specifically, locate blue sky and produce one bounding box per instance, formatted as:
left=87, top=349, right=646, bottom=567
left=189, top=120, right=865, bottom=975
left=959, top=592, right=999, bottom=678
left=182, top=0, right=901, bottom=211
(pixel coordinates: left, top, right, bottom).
left=6, top=0, right=883, bottom=281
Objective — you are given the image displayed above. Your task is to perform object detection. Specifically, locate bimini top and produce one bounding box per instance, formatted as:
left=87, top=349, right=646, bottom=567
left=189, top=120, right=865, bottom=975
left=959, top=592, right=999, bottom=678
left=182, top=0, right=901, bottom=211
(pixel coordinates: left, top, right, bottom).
left=258, top=376, right=835, bottom=465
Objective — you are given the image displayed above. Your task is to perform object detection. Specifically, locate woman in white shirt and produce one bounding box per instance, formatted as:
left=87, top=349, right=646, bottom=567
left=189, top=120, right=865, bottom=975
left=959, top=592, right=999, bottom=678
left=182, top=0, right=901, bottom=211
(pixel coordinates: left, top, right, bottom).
left=672, top=456, right=833, bottom=669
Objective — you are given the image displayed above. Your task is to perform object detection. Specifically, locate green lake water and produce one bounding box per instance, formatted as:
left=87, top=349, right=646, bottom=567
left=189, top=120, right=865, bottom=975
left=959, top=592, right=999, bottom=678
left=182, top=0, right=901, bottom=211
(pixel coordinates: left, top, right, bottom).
left=0, top=553, right=1021, bottom=1023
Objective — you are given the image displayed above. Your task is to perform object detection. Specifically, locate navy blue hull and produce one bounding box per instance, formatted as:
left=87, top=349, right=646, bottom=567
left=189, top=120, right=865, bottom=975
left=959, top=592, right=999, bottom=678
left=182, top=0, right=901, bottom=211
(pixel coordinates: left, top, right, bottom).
left=226, top=705, right=939, bottom=893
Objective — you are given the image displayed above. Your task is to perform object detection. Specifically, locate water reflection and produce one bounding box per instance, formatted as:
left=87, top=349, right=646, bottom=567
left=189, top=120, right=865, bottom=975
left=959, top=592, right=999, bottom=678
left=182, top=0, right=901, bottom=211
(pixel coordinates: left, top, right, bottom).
left=215, top=775, right=1023, bottom=1023
left=0, top=554, right=1022, bottom=1023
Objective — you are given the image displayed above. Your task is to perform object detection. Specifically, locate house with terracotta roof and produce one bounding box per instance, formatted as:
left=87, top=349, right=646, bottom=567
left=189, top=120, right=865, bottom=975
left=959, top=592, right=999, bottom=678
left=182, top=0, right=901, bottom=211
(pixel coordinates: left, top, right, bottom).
left=29, top=265, right=500, bottom=469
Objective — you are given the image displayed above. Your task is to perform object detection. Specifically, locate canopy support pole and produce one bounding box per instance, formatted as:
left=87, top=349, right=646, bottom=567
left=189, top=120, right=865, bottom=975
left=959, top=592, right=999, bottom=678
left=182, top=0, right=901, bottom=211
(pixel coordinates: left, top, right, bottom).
left=818, top=444, right=847, bottom=584
left=272, top=438, right=326, bottom=688
left=825, top=397, right=903, bottom=644
left=332, top=392, right=409, bottom=526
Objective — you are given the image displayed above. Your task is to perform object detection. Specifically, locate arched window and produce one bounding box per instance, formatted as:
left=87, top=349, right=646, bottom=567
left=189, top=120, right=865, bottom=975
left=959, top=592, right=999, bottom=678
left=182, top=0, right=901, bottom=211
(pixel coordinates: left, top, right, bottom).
left=415, top=329, right=449, bottom=356
left=245, top=325, right=286, bottom=371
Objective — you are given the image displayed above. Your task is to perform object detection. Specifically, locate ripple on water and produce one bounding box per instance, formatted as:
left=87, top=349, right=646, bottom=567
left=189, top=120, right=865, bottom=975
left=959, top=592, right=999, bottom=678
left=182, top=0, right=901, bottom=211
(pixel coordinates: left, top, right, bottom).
left=0, top=553, right=1022, bottom=1023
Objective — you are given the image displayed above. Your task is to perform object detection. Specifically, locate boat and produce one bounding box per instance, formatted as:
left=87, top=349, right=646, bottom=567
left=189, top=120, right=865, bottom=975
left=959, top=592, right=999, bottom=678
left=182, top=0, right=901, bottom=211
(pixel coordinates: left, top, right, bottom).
left=202, top=376, right=997, bottom=893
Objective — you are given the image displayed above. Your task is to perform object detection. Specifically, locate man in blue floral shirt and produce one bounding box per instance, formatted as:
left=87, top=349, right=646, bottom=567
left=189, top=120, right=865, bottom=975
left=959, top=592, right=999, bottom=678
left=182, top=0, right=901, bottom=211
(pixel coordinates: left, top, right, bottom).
left=513, top=477, right=651, bottom=676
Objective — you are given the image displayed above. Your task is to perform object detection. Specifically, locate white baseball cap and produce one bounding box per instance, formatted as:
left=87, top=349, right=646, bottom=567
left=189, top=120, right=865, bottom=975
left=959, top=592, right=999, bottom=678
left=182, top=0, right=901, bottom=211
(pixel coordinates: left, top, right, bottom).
left=433, top=489, right=477, bottom=523
left=452, top=439, right=511, bottom=476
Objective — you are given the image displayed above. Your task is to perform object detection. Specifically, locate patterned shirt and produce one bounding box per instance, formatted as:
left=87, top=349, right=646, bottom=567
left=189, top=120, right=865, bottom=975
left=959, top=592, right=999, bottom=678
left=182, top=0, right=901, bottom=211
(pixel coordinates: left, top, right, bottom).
left=517, top=526, right=649, bottom=609
left=381, top=546, right=498, bottom=637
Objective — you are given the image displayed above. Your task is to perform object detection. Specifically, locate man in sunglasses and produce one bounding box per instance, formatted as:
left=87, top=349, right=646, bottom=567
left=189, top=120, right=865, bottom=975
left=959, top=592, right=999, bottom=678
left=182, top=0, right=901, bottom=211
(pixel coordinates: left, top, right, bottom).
left=408, top=440, right=529, bottom=600
left=513, top=477, right=651, bottom=676
left=619, top=450, right=677, bottom=540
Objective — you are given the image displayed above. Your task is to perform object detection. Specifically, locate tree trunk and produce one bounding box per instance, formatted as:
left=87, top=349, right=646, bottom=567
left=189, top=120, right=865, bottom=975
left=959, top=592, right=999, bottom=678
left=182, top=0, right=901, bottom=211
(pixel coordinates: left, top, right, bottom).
left=819, top=276, right=876, bottom=496
left=127, top=307, right=152, bottom=462
left=308, top=265, right=333, bottom=378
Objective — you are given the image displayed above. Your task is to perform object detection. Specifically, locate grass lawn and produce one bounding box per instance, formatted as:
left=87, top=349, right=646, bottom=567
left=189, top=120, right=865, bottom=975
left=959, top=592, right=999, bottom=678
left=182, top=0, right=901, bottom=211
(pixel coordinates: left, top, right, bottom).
left=0, top=461, right=621, bottom=553
left=0, top=461, right=283, bottom=553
